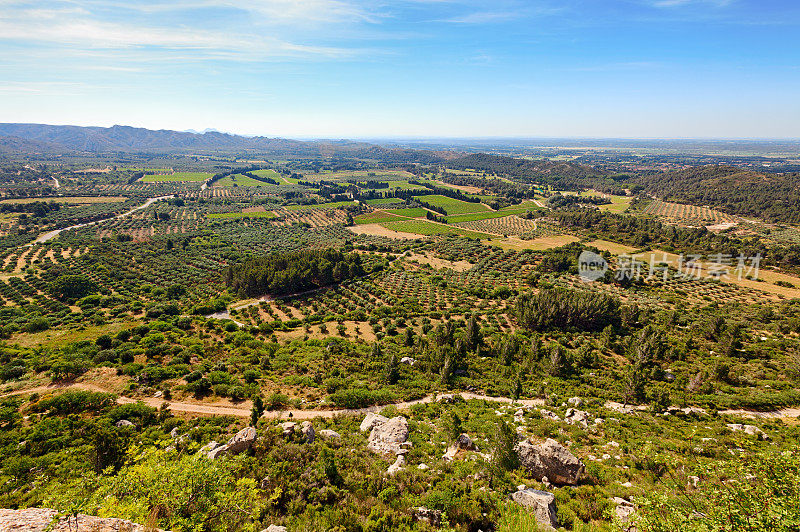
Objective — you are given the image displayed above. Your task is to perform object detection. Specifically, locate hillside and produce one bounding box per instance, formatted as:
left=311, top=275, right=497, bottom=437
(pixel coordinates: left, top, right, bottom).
left=0, top=123, right=441, bottom=163
left=445, top=153, right=617, bottom=190
left=635, top=165, right=800, bottom=223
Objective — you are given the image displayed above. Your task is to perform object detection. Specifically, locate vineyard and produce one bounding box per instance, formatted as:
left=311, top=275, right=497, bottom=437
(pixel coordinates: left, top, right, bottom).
left=643, top=198, right=740, bottom=226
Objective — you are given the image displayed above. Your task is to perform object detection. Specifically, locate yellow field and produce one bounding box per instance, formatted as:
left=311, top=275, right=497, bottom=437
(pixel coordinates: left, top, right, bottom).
left=489, top=234, right=580, bottom=251
left=587, top=239, right=638, bottom=255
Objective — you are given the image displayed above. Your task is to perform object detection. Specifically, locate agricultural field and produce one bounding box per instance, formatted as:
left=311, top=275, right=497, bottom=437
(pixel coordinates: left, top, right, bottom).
left=2, top=154, right=800, bottom=532
left=381, top=219, right=493, bottom=239
left=0, top=196, right=127, bottom=204
left=214, top=174, right=277, bottom=187
left=642, top=198, right=740, bottom=226
left=207, top=211, right=277, bottom=220
left=412, top=194, right=490, bottom=215
left=140, top=171, right=213, bottom=182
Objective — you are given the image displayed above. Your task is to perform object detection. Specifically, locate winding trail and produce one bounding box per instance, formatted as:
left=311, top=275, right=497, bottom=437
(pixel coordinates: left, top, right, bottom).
left=1, top=382, right=542, bottom=419
left=3, top=382, right=796, bottom=421
left=29, top=194, right=174, bottom=245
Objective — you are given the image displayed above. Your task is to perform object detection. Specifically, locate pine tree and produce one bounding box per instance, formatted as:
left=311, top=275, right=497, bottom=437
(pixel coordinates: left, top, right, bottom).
left=250, top=395, right=264, bottom=427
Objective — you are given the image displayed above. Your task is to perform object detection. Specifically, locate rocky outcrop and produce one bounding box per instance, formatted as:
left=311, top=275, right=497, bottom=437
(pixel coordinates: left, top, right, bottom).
left=387, top=455, right=405, bottom=475
left=510, top=489, right=559, bottom=529
left=280, top=422, right=296, bottom=436
left=564, top=408, right=590, bottom=428
left=515, top=438, right=584, bottom=485
left=115, top=419, right=135, bottom=428
left=613, top=497, right=636, bottom=530
left=412, top=507, right=443, bottom=526
left=319, top=429, right=341, bottom=440
left=367, top=416, right=410, bottom=455
left=198, top=440, right=221, bottom=456
left=0, top=508, right=167, bottom=532
left=206, top=427, right=257, bottom=459
left=443, top=433, right=477, bottom=461
left=300, top=421, right=315, bottom=444
left=727, top=423, right=766, bottom=437
left=360, top=413, right=388, bottom=432
left=264, top=525, right=287, bottom=532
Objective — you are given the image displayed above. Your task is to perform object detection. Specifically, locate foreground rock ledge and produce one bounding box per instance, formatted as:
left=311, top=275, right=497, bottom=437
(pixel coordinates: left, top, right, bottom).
left=0, top=508, right=168, bottom=532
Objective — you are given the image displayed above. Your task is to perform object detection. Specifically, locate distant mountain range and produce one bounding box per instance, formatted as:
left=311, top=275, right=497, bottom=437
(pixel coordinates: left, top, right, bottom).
left=0, top=123, right=608, bottom=182
left=0, top=123, right=331, bottom=155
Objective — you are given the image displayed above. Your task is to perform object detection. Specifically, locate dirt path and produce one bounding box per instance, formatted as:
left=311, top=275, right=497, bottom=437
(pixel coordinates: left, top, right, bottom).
left=6, top=383, right=798, bottom=421
left=29, top=195, right=174, bottom=245
left=1, top=383, right=543, bottom=419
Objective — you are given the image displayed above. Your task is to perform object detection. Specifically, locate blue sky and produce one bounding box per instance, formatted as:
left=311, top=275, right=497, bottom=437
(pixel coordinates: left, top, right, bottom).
left=1, top=0, right=798, bottom=138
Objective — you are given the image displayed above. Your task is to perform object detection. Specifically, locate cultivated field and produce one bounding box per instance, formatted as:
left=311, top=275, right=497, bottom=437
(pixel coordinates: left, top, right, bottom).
left=643, top=198, right=739, bottom=226
left=412, top=194, right=490, bottom=215
left=140, top=171, right=212, bottom=182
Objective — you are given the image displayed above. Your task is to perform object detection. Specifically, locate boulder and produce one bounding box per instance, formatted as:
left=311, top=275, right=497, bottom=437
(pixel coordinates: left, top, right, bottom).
left=170, top=427, right=181, bottom=439
left=727, top=423, right=766, bottom=437
left=443, top=433, right=477, bottom=461
left=300, top=421, right=315, bottom=444
left=515, top=438, right=584, bottom=485
left=265, top=526, right=287, bottom=532
left=280, top=421, right=297, bottom=436
left=226, top=426, right=258, bottom=453
left=510, top=489, right=559, bottom=529
left=198, top=440, right=221, bottom=456
left=564, top=408, right=590, bottom=428
left=360, top=412, right=388, bottom=432
left=387, top=454, right=405, bottom=475
left=605, top=402, right=636, bottom=415
left=613, top=497, right=636, bottom=530
left=367, top=416, right=409, bottom=455
left=115, top=419, right=135, bottom=428
left=567, top=397, right=583, bottom=407
left=400, top=357, right=416, bottom=366
left=207, top=427, right=257, bottom=459
left=0, top=508, right=168, bottom=532
left=540, top=409, right=561, bottom=422
left=412, top=507, right=443, bottom=527
left=319, top=429, right=341, bottom=440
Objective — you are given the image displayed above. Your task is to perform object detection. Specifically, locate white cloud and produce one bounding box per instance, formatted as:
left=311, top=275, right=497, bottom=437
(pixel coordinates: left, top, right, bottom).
left=444, top=11, right=517, bottom=24
left=0, top=3, right=367, bottom=60
left=651, top=0, right=733, bottom=7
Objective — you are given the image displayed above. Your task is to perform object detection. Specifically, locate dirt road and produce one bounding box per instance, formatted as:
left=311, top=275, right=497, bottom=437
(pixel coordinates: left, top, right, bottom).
left=1, top=383, right=543, bottom=419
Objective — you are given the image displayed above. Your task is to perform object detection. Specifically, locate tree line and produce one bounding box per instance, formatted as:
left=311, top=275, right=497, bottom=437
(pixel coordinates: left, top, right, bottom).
left=224, top=249, right=367, bottom=297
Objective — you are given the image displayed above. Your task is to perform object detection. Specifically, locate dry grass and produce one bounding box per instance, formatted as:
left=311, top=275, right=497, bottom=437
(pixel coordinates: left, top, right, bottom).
left=403, top=251, right=474, bottom=272
left=12, top=320, right=142, bottom=348
left=490, top=235, right=580, bottom=251
left=587, top=239, right=638, bottom=255
left=274, top=320, right=377, bottom=342
left=347, top=223, right=422, bottom=240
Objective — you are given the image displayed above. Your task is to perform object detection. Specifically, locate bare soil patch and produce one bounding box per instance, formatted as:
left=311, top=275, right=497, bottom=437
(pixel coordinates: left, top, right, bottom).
left=347, top=223, right=422, bottom=240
